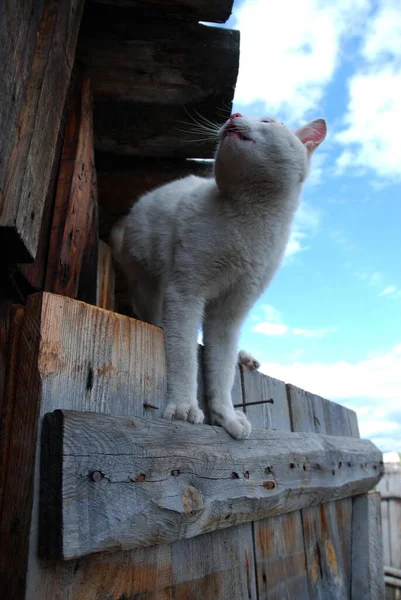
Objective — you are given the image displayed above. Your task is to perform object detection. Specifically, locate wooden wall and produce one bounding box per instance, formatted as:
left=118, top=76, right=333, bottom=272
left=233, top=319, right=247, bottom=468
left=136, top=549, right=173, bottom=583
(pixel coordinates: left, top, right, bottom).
left=376, top=465, right=401, bottom=599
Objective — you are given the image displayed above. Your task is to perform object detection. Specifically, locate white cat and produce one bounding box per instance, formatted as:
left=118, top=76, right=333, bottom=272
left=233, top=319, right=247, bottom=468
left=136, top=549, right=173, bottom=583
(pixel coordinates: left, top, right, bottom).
left=111, top=113, right=326, bottom=439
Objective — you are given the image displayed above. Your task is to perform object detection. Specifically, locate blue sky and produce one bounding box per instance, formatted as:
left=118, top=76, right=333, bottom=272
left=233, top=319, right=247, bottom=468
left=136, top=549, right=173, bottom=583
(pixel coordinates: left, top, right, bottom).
left=217, top=0, right=401, bottom=451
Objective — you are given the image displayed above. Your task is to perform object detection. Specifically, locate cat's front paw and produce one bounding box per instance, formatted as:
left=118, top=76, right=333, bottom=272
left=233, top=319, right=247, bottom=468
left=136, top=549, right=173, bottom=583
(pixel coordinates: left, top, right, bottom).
left=211, top=408, right=252, bottom=440
left=163, top=402, right=205, bottom=424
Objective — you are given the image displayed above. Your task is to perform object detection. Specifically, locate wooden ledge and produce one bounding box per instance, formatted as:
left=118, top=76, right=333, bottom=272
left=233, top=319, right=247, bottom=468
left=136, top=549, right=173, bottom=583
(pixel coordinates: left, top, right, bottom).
left=40, top=409, right=383, bottom=559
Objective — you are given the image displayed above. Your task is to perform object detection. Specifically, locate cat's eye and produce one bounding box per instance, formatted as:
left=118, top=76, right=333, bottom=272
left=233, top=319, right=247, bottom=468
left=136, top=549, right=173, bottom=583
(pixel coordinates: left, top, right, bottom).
left=261, top=118, right=274, bottom=124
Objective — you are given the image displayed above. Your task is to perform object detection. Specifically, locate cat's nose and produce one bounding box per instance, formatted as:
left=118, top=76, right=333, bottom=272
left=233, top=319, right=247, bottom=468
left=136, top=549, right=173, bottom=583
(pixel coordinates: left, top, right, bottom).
left=230, top=113, right=242, bottom=120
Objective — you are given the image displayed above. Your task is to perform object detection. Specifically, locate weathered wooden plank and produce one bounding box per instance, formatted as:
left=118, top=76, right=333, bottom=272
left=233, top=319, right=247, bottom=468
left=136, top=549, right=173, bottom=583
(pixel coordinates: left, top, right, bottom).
left=92, top=0, right=234, bottom=23
left=0, top=0, right=85, bottom=262
left=352, top=492, right=385, bottom=599
left=0, top=0, right=43, bottom=203
left=77, top=6, right=239, bottom=158
left=0, top=292, right=171, bottom=599
left=97, top=155, right=212, bottom=238
left=77, top=175, right=99, bottom=306
left=40, top=407, right=382, bottom=560
left=171, top=524, right=256, bottom=600
left=242, top=369, right=310, bottom=599
left=45, top=76, right=97, bottom=300
left=168, top=363, right=257, bottom=600
left=382, top=499, right=392, bottom=567
left=288, top=385, right=359, bottom=599
left=389, top=501, right=401, bottom=570
left=0, top=304, right=24, bottom=517
left=386, top=567, right=401, bottom=579
left=96, top=240, right=115, bottom=310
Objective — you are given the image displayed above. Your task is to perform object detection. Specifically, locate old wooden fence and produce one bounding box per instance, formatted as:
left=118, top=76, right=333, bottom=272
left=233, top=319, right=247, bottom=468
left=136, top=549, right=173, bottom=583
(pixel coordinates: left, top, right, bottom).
left=377, top=465, right=401, bottom=598
left=0, top=0, right=385, bottom=598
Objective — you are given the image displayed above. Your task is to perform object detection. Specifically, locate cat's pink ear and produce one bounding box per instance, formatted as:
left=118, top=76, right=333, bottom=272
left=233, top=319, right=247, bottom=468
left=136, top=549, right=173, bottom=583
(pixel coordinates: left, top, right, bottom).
left=295, top=119, right=327, bottom=154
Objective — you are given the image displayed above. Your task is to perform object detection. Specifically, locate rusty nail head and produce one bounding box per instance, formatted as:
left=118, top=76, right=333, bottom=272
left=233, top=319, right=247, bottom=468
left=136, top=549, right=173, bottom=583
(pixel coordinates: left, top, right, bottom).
left=90, top=470, right=102, bottom=482
left=136, top=473, right=146, bottom=482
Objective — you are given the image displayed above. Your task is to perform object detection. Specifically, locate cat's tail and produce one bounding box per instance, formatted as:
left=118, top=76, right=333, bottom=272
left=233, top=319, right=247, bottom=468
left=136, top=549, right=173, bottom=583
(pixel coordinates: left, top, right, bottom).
left=109, top=217, right=126, bottom=258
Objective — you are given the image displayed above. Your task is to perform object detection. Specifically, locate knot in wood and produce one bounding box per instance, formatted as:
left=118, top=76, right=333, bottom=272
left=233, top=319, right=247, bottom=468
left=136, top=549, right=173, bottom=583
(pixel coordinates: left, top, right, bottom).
left=262, top=480, right=276, bottom=491
left=181, top=485, right=204, bottom=514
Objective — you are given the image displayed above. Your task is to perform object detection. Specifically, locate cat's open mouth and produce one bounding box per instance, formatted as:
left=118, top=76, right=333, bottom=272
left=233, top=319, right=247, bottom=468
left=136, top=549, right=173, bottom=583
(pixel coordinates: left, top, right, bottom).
left=223, top=124, right=253, bottom=142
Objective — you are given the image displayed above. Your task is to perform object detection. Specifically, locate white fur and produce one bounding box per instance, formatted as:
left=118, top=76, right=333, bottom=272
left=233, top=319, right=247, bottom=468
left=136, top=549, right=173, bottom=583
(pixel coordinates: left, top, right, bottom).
left=111, top=115, right=326, bottom=439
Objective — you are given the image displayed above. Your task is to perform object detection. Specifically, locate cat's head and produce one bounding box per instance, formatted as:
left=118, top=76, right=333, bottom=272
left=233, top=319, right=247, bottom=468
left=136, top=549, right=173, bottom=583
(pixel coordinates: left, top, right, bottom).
left=214, top=114, right=327, bottom=194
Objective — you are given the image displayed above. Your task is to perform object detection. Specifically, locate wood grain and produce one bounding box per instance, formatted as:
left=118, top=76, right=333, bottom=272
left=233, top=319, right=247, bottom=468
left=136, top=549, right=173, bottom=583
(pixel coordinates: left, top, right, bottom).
left=169, top=364, right=257, bottom=600
left=241, top=369, right=310, bottom=599
left=96, top=240, right=115, bottom=310
left=0, top=0, right=85, bottom=262
left=45, top=76, right=98, bottom=300
left=77, top=5, right=239, bottom=158
left=40, top=407, right=382, bottom=559
left=287, top=384, right=360, bottom=599
left=0, top=293, right=170, bottom=599
left=92, top=0, right=234, bottom=23
left=352, top=492, right=385, bottom=599
left=0, top=0, right=43, bottom=211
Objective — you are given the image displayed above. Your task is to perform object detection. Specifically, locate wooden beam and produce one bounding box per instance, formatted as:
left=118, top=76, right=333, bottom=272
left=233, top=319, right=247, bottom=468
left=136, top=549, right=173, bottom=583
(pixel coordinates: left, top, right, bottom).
left=45, top=75, right=98, bottom=300
left=92, top=0, right=234, bottom=23
left=351, top=492, right=385, bottom=599
left=0, top=0, right=85, bottom=263
left=77, top=6, right=239, bottom=158
left=40, top=409, right=383, bottom=560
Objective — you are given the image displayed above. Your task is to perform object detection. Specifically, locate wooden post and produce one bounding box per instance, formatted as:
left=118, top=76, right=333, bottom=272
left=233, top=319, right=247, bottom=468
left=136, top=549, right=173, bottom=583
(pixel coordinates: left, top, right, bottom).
left=0, top=0, right=85, bottom=262
left=352, top=492, right=385, bottom=599
left=45, top=75, right=98, bottom=301
left=0, top=292, right=169, bottom=599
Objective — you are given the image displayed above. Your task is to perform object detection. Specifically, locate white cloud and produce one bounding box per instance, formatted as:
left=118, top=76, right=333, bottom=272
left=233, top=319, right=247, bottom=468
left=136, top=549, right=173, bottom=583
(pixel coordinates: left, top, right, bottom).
left=233, top=0, right=370, bottom=123
left=293, top=327, right=337, bottom=339
left=253, top=322, right=289, bottom=336
left=285, top=202, right=321, bottom=258
left=259, top=343, right=401, bottom=450
left=379, top=284, right=401, bottom=298
left=251, top=304, right=335, bottom=339
left=252, top=305, right=289, bottom=335
left=335, top=1, right=401, bottom=179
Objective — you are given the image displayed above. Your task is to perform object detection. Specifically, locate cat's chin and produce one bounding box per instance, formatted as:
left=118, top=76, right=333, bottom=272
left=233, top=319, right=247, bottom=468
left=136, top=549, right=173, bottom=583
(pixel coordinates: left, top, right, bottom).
left=224, top=131, right=253, bottom=142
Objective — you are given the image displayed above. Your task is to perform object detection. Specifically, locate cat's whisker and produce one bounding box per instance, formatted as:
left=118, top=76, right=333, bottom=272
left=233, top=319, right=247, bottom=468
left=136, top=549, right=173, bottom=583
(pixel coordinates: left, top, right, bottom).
left=182, top=107, right=222, bottom=133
